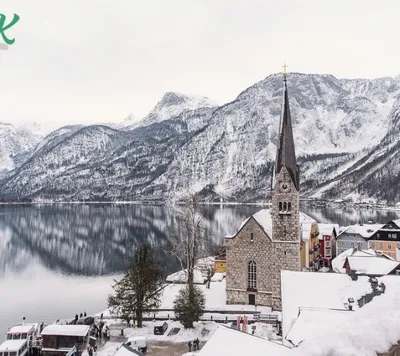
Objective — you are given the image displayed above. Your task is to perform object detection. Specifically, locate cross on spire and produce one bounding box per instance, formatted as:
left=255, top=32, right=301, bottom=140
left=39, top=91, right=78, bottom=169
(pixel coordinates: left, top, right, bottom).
left=282, top=63, right=288, bottom=77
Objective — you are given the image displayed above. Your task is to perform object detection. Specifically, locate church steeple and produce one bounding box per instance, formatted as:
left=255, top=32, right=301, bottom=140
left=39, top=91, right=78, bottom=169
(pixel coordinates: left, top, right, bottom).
left=275, top=70, right=299, bottom=191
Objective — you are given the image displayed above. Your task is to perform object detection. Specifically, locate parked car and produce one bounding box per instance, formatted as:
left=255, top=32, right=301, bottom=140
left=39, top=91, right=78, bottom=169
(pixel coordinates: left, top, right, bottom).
left=124, top=336, right=148, bottom=353
left=76, top=317, right=95, bottom=325
left=153, top=322, right=168, bottom=335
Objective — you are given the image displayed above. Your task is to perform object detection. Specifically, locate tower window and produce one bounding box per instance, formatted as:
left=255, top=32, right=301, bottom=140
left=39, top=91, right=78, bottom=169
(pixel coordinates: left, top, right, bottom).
left=250, top=232, right=254, bottom=242
left=247, top=261, right=257, bottom=289
left=283, top=202, right=287, bottom=211
left=288, top=202, right=292, bottom=211
left=279, top=202, right=283, bottom=211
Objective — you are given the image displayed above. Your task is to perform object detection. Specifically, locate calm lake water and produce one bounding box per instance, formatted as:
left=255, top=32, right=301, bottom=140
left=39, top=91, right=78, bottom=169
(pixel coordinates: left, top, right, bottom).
left=1, top=203, right=399, bottom=337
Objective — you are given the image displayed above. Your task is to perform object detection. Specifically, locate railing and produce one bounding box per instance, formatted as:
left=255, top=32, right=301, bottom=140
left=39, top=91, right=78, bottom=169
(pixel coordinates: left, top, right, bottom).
left=253, top=313, right=279, bottom=325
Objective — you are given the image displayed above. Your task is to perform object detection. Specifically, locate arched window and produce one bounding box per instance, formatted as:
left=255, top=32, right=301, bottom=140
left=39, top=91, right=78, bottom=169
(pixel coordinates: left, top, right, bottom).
left=288, top=202, right=292, bottom=211
left=283, top=202, right=287, bottom=211
left=248, top=261, right=257, bottom=289
left=250, top=232, right=254, bottom=242
left=279, top=202, right=282, bottom=211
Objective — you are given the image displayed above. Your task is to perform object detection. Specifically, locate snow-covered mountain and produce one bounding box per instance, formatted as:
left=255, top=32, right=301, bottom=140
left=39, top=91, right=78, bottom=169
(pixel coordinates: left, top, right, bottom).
left=0, top=122, right=46, bottom=177
left=1, top=73, right=400, bottom=203
left=126, top=92, right=217, bottom=130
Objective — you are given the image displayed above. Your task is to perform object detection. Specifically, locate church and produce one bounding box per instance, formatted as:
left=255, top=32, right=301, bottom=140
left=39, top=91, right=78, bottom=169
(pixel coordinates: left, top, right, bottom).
left=225, top=71, right=304, bottom=310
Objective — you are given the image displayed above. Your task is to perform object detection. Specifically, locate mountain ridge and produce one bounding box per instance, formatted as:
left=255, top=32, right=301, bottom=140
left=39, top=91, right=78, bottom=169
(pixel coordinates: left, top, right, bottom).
left=1, top=73, right=400, bottom=203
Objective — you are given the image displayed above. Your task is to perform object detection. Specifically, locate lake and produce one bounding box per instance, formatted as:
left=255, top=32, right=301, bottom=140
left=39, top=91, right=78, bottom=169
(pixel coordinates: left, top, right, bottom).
left=1, top=203, right=399, bottom=336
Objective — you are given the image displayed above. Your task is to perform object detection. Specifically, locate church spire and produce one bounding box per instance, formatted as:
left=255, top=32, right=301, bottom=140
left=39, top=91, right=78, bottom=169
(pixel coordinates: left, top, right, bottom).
left=275, top=69, right=299, bottom=191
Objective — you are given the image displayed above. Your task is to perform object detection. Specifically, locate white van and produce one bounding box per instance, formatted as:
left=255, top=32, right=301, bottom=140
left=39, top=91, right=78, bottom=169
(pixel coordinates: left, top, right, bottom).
left=124, top=336, right=148, bottom=353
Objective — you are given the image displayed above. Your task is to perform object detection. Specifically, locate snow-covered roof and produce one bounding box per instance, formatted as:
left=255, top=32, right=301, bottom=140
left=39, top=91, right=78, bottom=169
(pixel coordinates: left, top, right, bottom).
left=7, top=325, right=36, bottom=334
left=301, top=222, right=312, bottom=241
left=127, top=336, right=147, bottom=343
left=41, top=325, right=90, bottom=337
left=281, top=271, right=372, bottom=348
left=198, top=325, right=291, bottom=355
left=114, top=344, right=142, bottom=356
left=166, top=268, right=205, bottom=284
left=332, top=248, right=396, bottom=274
left=226, top=209, right=315, bottom=240
left=286, top=309, right=349, bottom=347
left=392, top=219, right=400, bottom=228
left=347, top=256, right=400, bottom=275
left=299, top=212, right=316, bottom=224
left=0, top=339, right=27, bottom=352
left=252, top=209, right=273, bottom=237
left=318, top=223, right=339, bottom=237
left=337, top=224, right=383, bottom=239
left=289, top=276, right=400, bottom=356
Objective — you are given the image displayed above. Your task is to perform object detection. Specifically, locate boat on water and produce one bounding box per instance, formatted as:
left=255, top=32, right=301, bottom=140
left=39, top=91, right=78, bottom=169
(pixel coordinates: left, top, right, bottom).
left=0, top=324, right=41, bottom=356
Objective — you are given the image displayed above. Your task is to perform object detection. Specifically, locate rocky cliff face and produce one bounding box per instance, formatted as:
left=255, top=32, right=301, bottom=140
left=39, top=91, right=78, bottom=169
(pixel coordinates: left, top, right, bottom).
left=1, top=73, right=400, bottom=203
left=0, top=122, right=46, bottom=177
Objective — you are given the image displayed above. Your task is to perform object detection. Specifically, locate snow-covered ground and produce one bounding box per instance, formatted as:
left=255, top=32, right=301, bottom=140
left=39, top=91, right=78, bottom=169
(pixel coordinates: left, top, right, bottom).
left=96, top=270, right=400, bottom=355
left=97, top=279, right=273, bottom=320
left=166, top=269, right=206, bottom=284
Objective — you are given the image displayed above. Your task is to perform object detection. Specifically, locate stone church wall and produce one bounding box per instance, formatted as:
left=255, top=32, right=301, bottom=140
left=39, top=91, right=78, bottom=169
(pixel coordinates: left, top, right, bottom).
left=225, top=217, right=300, bottom=310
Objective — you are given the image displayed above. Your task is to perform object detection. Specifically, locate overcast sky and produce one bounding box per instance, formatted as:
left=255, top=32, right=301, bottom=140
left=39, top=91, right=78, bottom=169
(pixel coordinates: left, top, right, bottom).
left=1, top=0, right=399, bottom=130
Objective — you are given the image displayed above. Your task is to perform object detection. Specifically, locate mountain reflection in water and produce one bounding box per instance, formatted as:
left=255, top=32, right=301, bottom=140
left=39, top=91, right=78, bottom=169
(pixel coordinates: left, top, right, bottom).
left=0, top=203, right=399, bottom=336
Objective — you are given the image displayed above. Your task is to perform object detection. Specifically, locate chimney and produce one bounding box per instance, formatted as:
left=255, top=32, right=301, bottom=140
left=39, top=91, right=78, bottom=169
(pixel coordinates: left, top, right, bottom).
left=357, top=242, right=362, bottom=251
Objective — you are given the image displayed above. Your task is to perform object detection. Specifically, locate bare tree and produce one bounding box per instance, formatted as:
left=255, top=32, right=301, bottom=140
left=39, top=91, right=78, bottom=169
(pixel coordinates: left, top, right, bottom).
left=168, top=195, right=210, bottom=285
left=167, top=195, right=211, bottom=327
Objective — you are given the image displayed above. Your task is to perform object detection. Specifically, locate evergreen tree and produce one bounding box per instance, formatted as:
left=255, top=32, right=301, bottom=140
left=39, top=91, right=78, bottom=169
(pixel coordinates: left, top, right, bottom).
left=108, top=243, right=164, bottom=327
left=173, top=284, right=205, bottom=328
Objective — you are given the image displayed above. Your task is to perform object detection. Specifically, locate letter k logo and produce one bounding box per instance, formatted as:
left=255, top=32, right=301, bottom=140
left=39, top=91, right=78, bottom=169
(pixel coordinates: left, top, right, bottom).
left=0, top=13, right=20, bottom=45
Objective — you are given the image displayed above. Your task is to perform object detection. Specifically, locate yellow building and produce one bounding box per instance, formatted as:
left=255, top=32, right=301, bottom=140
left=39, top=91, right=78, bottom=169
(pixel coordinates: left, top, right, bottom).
left=214, top=255, right=226, bottom=273
left=368, top=240, right=399, bottom=260
left=367, top=220, right=400, bottom=260
left=301, top=222, right=320, bottom=270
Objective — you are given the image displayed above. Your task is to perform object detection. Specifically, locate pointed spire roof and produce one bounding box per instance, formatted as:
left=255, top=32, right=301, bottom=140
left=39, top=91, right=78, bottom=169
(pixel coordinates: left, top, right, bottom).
left=275, top=74, right=299, bottom=190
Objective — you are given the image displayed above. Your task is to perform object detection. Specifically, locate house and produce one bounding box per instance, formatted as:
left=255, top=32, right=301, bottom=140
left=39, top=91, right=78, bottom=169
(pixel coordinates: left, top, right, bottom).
left=281, top=271, right=400, bottom=355
left=331, top=246, right=400, bottom=276
left=40, top=325, right=90, bottom=356
left=336, top=223, right=383, bottom=255
left=198, top=325, right=291, bottom=355
left=214, top=255, right=226, bottom=273
left=300, top=220, right=319, bottom=270
left=318, top=223, right=339, bottom=268
left=225, top=72, right=301, bottom=310
left=368, top=219, right=400, bottom=260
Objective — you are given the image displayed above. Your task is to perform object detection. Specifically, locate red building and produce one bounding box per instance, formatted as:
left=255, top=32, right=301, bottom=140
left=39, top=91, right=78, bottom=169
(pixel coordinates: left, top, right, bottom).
left=318, top=224, right=339, bottom=268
